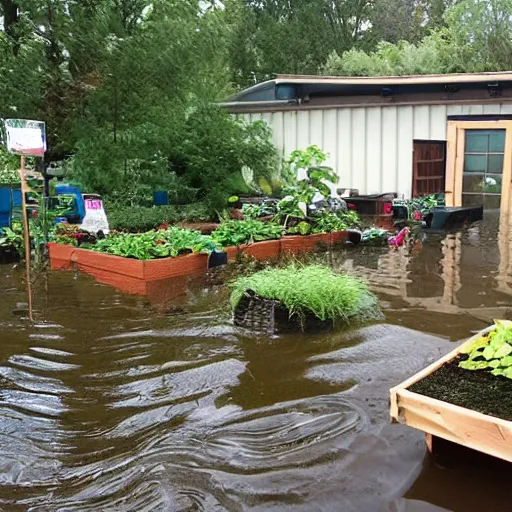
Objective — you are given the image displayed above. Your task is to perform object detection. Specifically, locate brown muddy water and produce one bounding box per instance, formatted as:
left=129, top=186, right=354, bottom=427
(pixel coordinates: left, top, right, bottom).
left=1, top=213, right=512, bottom=511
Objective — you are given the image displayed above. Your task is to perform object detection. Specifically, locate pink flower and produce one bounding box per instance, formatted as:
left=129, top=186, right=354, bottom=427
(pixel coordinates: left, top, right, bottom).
left=383, top=203, right=392, bottom=215
left=414, top=211, right=422, bottom=220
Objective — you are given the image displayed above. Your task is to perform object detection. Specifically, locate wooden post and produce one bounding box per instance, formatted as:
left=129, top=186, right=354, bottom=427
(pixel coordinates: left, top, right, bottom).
left=19, top=156, right=33, bottom=321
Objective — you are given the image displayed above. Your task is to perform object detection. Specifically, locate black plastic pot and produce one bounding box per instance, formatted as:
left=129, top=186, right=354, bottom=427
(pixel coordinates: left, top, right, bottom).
left=234, top=290, right=333, bottom=334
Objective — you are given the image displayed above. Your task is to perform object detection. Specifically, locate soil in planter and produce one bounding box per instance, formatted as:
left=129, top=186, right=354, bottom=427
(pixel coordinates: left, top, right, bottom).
left=409, top=355, right=512, bottom=421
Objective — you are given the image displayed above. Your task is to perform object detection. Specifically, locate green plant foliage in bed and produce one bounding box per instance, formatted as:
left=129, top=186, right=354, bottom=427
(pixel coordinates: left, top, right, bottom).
left=459, top=320, right=512, bottom=378
left=211, top=219, right=283, bottom=248
left=230, top=264, right=382, bottom=323
left=82, top=227, right=212, bottom=260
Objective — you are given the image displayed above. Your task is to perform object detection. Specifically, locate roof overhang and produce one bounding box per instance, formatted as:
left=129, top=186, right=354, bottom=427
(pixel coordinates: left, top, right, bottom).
left=224, top=72, right=512, bottom=112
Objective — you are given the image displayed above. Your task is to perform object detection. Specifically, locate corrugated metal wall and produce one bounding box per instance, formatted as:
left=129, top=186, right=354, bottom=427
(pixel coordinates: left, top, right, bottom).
left=244, top=103, right=512, bottom=198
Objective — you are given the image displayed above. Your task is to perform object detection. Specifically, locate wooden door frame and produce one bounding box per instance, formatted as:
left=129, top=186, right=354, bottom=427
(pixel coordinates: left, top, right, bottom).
left=446, top=120, right=512, bottom=219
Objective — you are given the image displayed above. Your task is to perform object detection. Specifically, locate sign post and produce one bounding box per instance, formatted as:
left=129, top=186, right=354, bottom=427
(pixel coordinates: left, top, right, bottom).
left=3, top=119, right=46, bottom=322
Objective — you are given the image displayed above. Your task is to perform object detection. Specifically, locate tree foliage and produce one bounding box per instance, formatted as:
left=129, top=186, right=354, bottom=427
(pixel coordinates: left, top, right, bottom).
left=2, top=0, right=512, bottom=212
left=322, top=0, right=512, bottom=76
left=0, top=0, right=279, bottom=209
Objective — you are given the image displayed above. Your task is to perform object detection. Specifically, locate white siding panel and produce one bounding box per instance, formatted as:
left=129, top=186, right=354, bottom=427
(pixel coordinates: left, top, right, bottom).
left=483, top=104, right=501, bottom=115
left=447, top=105, right=463, bottom=115
left=337, top=109, right=352, bottom=186
left=261, top=112, right=272, bottom=125
left=271, top=112, right=284, bottom=158
left=397, top=106, right=414, bottom=198
left=430, top=105, right=447, bottom=140
left=464, top=105, right=484, bottom=115
left=309, top=110, right=324, bottom=148
left=413, top=106, right=430, bottom=139
left=381, top=107, right=398, bottom=193
left=323, top=110, right=338, bottom=171
left=296, top=111, right=310, bottom=149
left=351, top=108, right=367, bottom=192
left=248, top=101, right=512, bottom=199
left=250, top=113, right=262, bottom=122
left=366, top=107, right=382, bottom=193
left=282, top=111, right=298, bottom=158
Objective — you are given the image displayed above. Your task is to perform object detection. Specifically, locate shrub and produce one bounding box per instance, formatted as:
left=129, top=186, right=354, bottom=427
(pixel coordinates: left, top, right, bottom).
left=106, top=204, right=211, bottom=232
left=230, top=264, right=382, bottom=323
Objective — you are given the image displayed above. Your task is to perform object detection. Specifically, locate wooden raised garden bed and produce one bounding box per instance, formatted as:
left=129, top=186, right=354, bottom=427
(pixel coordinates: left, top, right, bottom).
left=224, top=231, right=353, bottom=262
left=390, top=323, right=512, bottom=463
left=47, top=242, right=208, bottom=297
left=281, top=233, right=331, bottom=255
left=48, top=230, right=356, bottom=295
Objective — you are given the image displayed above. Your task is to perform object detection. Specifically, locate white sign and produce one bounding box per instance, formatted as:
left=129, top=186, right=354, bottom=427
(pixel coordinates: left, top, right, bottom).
left=80, top=198, right=110, bottom=234
left=4, top=119, right=46, bottom=157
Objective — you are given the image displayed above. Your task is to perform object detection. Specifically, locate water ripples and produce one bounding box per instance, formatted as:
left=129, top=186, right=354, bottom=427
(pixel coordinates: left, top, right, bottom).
left=0, top=261, right=477, bottom=511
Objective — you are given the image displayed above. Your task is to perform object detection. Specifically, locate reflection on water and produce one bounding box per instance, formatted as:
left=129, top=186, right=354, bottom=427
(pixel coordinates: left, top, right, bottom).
left=325, top=212, right=512, bottom=340
left=0, top=214, right=512, bottom=511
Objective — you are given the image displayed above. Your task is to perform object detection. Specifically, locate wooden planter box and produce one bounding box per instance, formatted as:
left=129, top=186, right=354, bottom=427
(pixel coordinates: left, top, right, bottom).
left=281, top=233, right=330, bottom=255
left=331, top=230, right=349, bottom=245
left=47, top=243, right=208, bottom=296
left=390, top=324, right=512, bottom=462
left=240, top=239, right=281, bottom=260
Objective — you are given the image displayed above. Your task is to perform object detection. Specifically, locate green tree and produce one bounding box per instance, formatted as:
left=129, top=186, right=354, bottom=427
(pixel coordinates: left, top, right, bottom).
left=223, top=0, right=374, bottom=87
left=322, top=0, right=512, bottom=76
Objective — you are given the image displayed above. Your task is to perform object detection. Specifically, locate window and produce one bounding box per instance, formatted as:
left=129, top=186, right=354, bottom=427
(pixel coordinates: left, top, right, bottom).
left=462, top=129, right=505, bottom=209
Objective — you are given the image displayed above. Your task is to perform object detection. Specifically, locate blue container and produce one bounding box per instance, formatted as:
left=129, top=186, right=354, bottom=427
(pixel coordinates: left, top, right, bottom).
left=0, top=187, right=12, bottom=228
left=153, top=191, right=169, bottom=206
left=55, top=184, right=85, bottom=221
left=12, top=189, right=22, bottom=209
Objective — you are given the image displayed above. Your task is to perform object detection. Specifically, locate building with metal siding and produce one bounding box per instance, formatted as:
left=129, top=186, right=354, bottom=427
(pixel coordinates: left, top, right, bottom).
left=223, top=73, right=512, bottom=209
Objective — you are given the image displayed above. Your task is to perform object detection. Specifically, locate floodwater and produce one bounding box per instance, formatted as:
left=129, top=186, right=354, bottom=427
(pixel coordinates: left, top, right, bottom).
left=1, top=213, right=512, bottom=511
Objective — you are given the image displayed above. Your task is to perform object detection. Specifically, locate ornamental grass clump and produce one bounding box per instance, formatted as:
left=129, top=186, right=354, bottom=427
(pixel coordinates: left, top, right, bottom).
left=230, top=264, right=381, bottom=324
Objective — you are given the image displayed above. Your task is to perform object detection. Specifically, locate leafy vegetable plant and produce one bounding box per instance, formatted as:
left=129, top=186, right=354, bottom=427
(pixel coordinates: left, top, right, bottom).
left=211, top=219, right=283, bottom=248
left=57, top=226, right=213, bottom=260
left=459, top=321, right=512, bottom=378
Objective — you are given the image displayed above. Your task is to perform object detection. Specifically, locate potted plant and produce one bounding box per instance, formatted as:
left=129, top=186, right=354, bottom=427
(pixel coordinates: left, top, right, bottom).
left=230, top=264, right=382, bottom=334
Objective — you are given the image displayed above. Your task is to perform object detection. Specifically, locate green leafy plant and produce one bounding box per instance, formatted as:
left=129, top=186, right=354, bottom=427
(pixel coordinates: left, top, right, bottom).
left=311, top=211, right=359, bottom=234
left=0, top=226, right=23, bottom=255
left=241, top=201, right=276, bottom=220
left=459, top=321, right=512, bottom=378
left=57, top=226, right=213, bottom=261
left=287, top=221, right=312, bottom=235
left=284, top=146, right=337, bottom=189
left=230, top=264, right=382, bottom=323
left=394, top=194, right=445, bottom=220
left=211, top=219, right=283, bottom=248
left=361, top=228, right=389, bottom=245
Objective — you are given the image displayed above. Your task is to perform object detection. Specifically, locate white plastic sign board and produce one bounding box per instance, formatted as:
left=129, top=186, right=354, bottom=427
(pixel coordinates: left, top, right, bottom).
left=80, top=198, right=110, bottom=234
left=4, top=119, right=46, bottom=157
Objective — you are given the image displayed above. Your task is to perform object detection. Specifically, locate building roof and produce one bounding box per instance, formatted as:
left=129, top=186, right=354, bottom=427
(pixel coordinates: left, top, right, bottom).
left=223, top=71, right=512, bottom=112
left=273, top=71, right=512, bottom=86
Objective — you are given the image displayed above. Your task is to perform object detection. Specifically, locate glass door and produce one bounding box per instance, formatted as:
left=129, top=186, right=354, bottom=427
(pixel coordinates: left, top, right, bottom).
left=462, top=129, right=505, bottom=209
